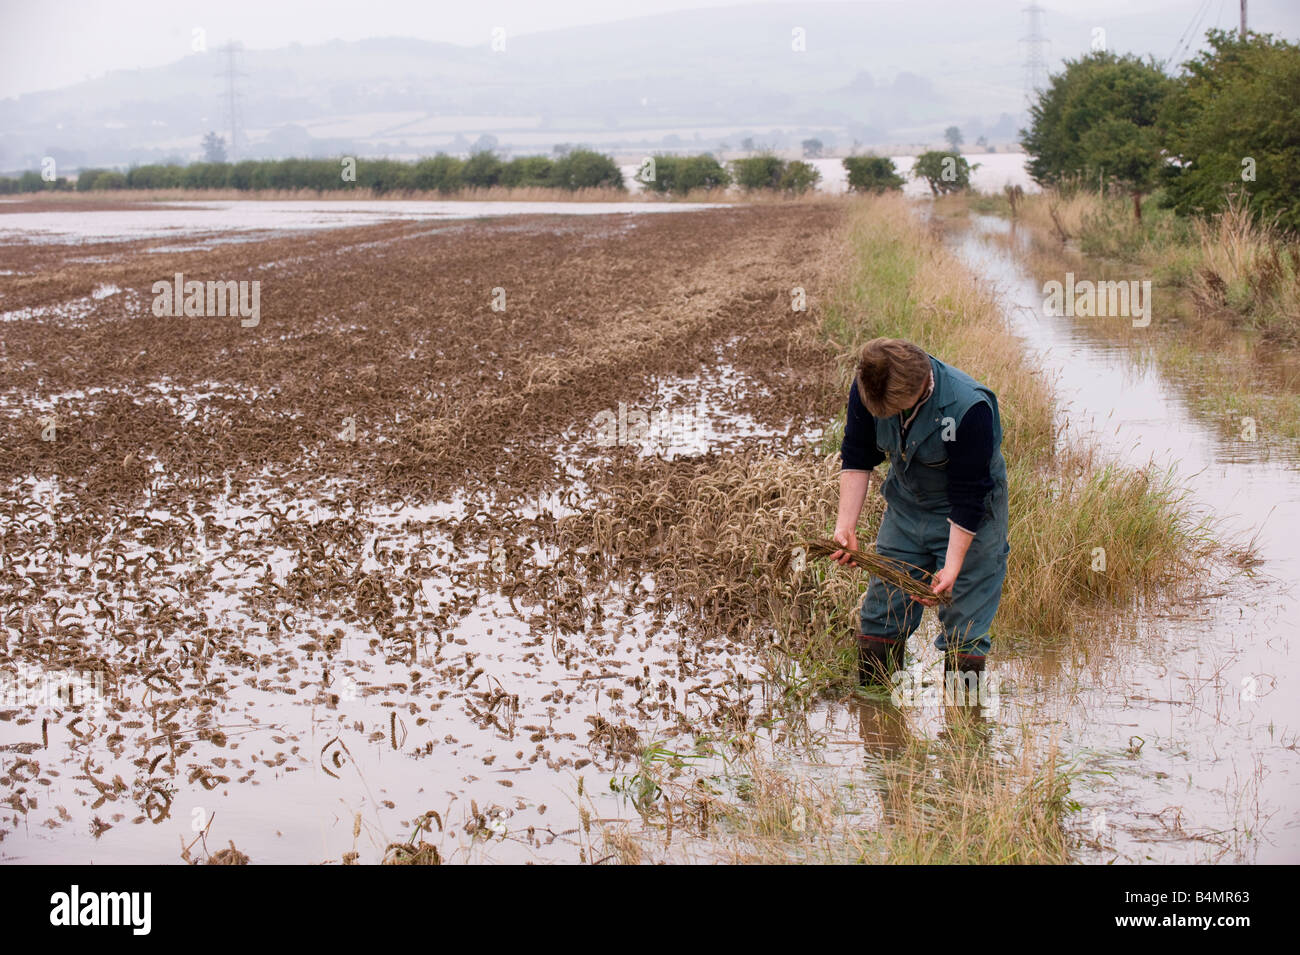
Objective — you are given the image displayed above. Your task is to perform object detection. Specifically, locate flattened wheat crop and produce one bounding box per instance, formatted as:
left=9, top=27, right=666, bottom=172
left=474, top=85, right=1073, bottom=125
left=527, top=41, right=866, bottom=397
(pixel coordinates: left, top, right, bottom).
left=802, top=538, right=950, bottom=604
left=0, top=202, right=851, bottom=861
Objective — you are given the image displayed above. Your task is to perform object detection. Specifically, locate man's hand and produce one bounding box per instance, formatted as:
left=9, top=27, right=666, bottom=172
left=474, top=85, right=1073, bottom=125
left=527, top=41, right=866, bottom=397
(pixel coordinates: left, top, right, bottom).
left=913, top=562, right=959, bottom=606
left=913, top=521, right=975, bottom=606
left=829, top=525, right=859, bottom=566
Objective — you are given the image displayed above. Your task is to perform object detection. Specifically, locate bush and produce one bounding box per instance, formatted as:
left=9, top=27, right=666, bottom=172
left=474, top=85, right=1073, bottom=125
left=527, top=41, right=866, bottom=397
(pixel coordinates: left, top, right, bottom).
left=779, top=159, right=821, bottom=194
left=94, top=171, right=128, bottom=190
left=127, top=164, right=185, bottom=189
left=731, top=154, right=785, bottom=191
left=843, top=155, right=905, bottom=194
left=499, top=155, right=554, bottom=188
left=641, top=154, right=731, bottom=195
left=228, top=160, right=259, bottom=191
left=550, top=149, right=624, bottom=190
left=912, top=151, right=972, bottom=195
left=410, top=155, right=465, bottom=193
left=356, top=159, right=412, bottom=194
left=181, top=162, right=231, bottom=189
left=729, top=155, right=823, bottom=195
left=77, top=169, right=108, bottom=191
left=462, top=151, right=503, bottom=188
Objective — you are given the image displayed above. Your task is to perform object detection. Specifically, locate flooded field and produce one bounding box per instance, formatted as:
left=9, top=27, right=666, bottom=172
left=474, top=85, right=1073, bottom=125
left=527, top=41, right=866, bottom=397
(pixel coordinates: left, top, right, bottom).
left=0, top=203, right=842, bottom=863
left=2, top=197, right=1294, bottom=865
left=0, top=198, right=728, bottom=246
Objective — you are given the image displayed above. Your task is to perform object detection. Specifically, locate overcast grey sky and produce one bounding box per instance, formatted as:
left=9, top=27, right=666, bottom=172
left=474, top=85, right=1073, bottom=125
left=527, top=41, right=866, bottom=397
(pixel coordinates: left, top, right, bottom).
left=0, top=0, right=1285, bottom=100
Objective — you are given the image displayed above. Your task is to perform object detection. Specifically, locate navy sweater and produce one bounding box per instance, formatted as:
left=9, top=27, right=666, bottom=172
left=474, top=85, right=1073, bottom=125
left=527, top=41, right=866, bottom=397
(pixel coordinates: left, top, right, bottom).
left=840, top=380, right=995, bottom=533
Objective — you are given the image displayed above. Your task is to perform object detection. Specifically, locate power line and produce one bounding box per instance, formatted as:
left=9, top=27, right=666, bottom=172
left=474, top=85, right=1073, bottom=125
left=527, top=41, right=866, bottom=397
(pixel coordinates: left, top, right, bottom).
left=1167, top=0, right=1214, bottom=69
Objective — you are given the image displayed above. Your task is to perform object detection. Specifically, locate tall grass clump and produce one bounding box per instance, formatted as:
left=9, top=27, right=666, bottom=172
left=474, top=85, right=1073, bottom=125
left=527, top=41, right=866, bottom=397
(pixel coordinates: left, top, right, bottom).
left=863, top=728, right=1076, bottom=864
left=1189, top=194, right=1300, bottom=345
left=1019, top=189, right=1300, bottom=343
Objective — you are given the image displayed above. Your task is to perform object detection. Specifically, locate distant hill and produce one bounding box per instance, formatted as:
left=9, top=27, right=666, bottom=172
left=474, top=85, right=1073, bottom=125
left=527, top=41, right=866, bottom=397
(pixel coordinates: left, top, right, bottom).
left=2, top=1, right=1295, bottom=171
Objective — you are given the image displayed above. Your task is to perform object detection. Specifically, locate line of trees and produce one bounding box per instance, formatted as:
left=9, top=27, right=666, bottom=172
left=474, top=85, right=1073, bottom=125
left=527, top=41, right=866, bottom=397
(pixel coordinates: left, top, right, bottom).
left=3, top=150, right=835, bottom=198
left=622, top=153, right=825, bottom=196
left=840, top=153, right=972, bottom=196
left=1022, top=29, right=1300, bottom=229
left=0, top=150, right=628, bottom=195
left=4, top=148, right=982, bottom=201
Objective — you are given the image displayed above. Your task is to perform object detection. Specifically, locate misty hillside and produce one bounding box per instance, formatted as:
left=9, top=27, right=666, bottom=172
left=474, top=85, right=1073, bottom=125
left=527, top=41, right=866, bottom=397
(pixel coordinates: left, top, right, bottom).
left=1, top=0, right=1294, bottom=170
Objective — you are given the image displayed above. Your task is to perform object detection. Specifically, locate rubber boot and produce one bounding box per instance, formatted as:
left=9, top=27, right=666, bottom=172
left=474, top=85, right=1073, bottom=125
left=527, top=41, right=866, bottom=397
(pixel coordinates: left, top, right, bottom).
left=942, top=650, right=986, bottom=707
left=857, top=633, right=904, bottom=688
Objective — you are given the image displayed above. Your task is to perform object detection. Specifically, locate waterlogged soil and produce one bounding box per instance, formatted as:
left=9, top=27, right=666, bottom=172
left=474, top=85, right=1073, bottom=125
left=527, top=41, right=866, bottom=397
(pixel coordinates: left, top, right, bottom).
left=0, top=203, right=844, bottom=863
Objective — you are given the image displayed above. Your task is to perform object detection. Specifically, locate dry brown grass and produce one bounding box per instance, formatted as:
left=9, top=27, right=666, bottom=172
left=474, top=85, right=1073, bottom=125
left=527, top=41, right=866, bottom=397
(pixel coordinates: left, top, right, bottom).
left=1189, top=195, right=1300, bottom=342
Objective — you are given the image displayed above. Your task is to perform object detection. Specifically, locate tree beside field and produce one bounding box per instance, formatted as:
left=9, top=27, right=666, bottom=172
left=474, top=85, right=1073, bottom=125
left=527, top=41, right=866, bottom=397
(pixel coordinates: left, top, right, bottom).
left=1021, top=33, right=1300, bottom=230
left=842, top=155, right=905, bottom=194
left=912, top=151, right=971, bottom=195
left=1021, top=51, right=1173, bottom=220
left=1160, top=30, right=1300, bottom=232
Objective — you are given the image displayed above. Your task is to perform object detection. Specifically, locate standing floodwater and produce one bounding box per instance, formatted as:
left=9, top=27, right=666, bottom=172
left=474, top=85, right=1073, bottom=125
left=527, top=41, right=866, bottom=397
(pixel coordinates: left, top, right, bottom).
left=949, top=214, right=1300, bottom=863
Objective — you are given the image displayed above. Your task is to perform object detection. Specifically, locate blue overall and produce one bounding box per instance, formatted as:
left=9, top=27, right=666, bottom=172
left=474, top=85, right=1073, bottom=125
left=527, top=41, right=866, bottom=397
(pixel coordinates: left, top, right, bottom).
left=858, top=356, right=1009, bottom=658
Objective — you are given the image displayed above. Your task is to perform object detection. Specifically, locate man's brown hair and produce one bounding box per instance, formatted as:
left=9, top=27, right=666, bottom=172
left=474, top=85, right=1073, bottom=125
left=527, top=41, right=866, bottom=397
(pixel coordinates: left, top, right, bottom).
left=855, top=338, right=931, bottom=417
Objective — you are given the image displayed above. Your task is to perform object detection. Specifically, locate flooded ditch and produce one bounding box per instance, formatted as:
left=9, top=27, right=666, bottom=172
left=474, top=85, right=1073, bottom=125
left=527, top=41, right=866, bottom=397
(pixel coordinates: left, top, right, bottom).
left=943, top=214, right=1299, bottom=862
